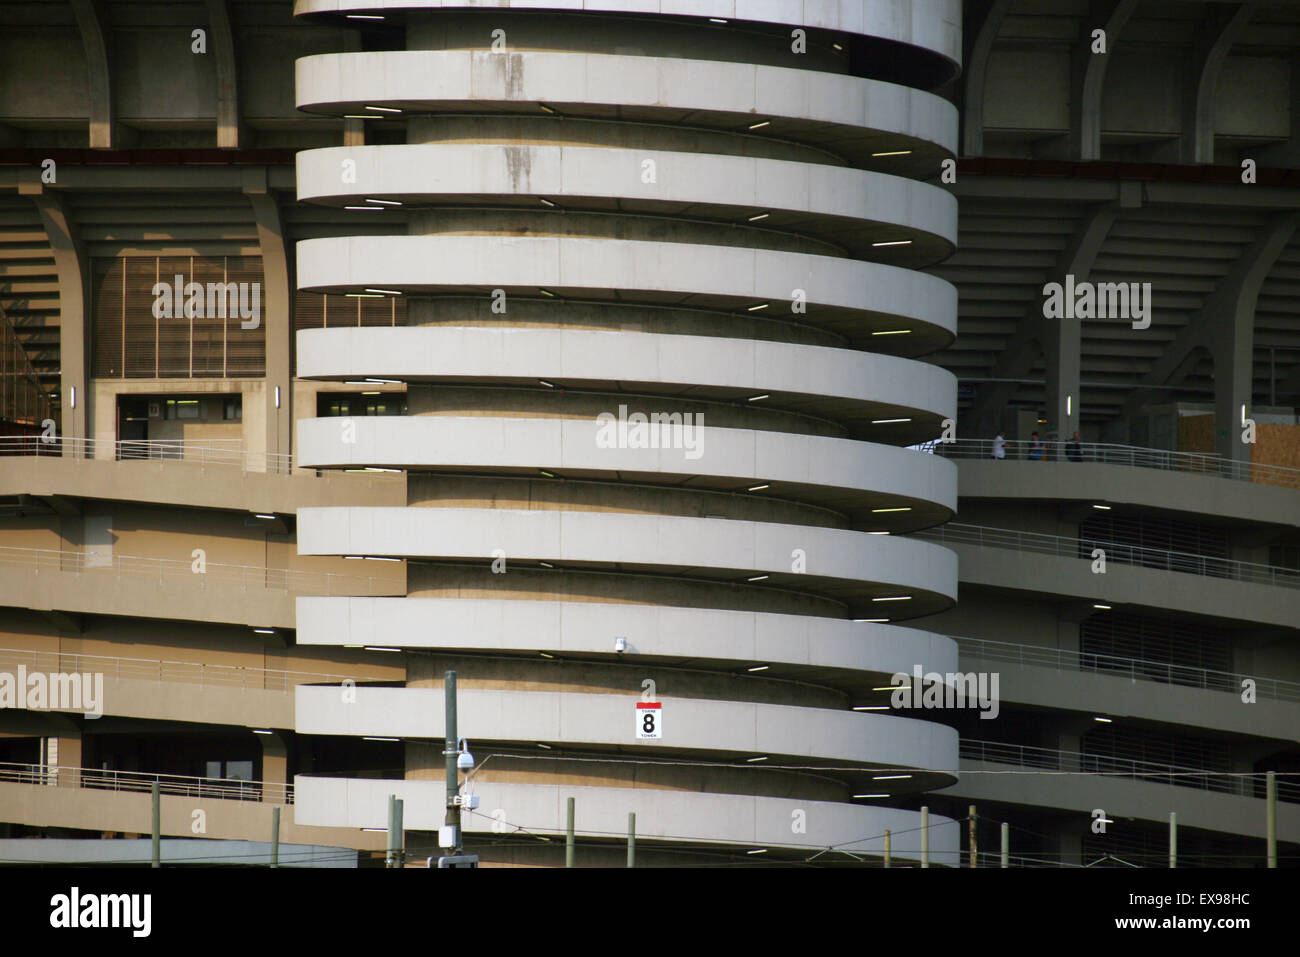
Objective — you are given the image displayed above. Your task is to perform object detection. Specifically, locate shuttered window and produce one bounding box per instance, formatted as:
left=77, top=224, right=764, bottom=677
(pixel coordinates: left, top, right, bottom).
left=92, top=256, right=267, bottom=378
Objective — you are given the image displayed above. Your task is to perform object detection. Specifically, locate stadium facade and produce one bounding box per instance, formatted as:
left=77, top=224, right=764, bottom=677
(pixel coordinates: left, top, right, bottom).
left=0, top=0, right=1295, bottom=867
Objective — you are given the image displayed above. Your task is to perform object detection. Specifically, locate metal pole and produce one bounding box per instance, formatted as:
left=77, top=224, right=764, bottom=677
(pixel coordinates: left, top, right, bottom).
left=1168, top=811, right=1176, bottom=868
left=444, top=670, right=461, bottom=854
left=566, top=796, right=575, bottom=868
left=151, top=781, right=160, bottom=868
left=883, top=830, right=891, bottom=869
left=1000, top=822, right=1009, bottom=868
left=1267, top=771, right=1277, bottom=868
left=271, top=806, right=280, bottom=868
left=968, top=804, right=977, bottom=868
left=387, top=794, right=404, bottom=868
left=627, top=812, right=636, bottom=868
left=920, top=806, right=929, bottom=868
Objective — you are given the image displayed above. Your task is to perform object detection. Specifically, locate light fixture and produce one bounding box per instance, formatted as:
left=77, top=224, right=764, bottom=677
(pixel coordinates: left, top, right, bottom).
left=274, top=385, right=281, bottom=408
left=873, top=774, right=912, bottom=780
left=748, top=120, right=770, bottom=130
left=832, top=43, right=844, bottom=51
left=871, top=150, right=912, bottom=157
left=709, top=17, right=727, bottom=23
left=872, top=240, right=912, bottom=247
left=538, top=288, right=557, bottom=297
left=366, top=198, right=402, bottom=206
left=538, top=379, right=556, bottom=388
left=1067, top=395, right=1073, bottom=416
left=539, top=198, right=556, bottom=207
left=536, top=742, right=553, bottom=749
left=746, top=848, right=767, bottom=855
left=868, top=531, right=890, bottom=536
left=364, top=736, right=399, bottom=742
left=364, top=105, right=401, bottom=113
left=871, top=329, right=911, bottom=336
left=854, top=705, right=889, bottom=711
left=539, top=652, right=555, bottom=659
left=539, top=562, right=554, bottom=569
left=344, top=205, right=385, bottom=211
left=364, top=556, right=401, bottom=562
left=747, top=484, right=769, bottom=492
left=872, top=596, right=911, bottom=602
left=346, top=13, right=383, bottom=19
left=70, top=386, right=76, bottom=409
left=1093, top=603, right=1112, bottom=610
left=539, top=104, right=557, bottom=114
left=539, top=470, right=556, bottom=478
left=1094, top=716, right=1113, bottom=723
left=362, top=391, right=380, bottom=395
left=872, top=686, right=906, bottom=692
left=1092, top=504, right=1112, bottom=510
left=344, top=555, right=363, bottom=560
left=872, top=418, right=912, bottom=424
left=747, top=212, right=769, bottom=222
left=253, top=513, right=275, bottom=520
left=361, top=827, right=387, bottom=833
left=366, top=378, right=401, bottom=384
left=614, top=636, right=627, bottom=653
left=854, top=793, right=890, bottom=799
left=252, top=729, right=272, bottom=735
left=745, top=756, right=768, bottom=763
left=253, top=628, right=274, bottom=634
left=747, top=394, right=769, bottom=402
left=365, top=646, right=401, bottom=652
left=857, top=618, right=889, bottom=623
left=746, top=665, right=769, bottom=672
left=364, top=288, right=402, bottom=295
left=343, top=115, right=381, bottom=120
left=344, top=293, right=384, bottom=298
left=746, top=303, right=769, bottom=312
left=747, top=575, right=769, bottom=582
left=871, top=507, right=911, bottom=514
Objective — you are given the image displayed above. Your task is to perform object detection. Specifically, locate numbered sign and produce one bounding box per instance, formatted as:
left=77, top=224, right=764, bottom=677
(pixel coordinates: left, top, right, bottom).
left=636, top=701, right=662, bottom=739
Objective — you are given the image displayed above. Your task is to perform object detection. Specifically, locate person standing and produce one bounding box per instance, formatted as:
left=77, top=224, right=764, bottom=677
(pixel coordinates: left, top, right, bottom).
left=992, top=431, right=1007, bottom=460
left=1028, top=431, right=1045, bottom=460
left=1066, top=431, right=1083, bottom=462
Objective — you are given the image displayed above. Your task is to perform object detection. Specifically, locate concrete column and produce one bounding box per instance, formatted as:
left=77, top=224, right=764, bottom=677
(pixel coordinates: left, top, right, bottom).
left=26, top=188, right=89, bottom=444
left=69, top=0, right=118, bottom=149
left=260, top=732, right=287, bottom=804
left=51, top=734, right=82, bottom=789
left=203, top=0, right=243, bottom=148
left=245, top=176, right=292, bottom=459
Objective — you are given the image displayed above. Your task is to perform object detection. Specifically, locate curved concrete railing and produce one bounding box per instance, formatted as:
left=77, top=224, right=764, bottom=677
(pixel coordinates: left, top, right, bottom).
left=296, top=326, right=957, bottom=422
left=296, top=144, right=957, bottom=260
left=298, top=506, right=958, bottom=615
left=296, top=235, right=958, bottom=347
left=297, top=685, right=959, bottom=780
left=296, top=50, right=959, bottom=162
left=294, top=775, right=962, bottom=862
left=292, top=0, right=964, bottom=72
left=296, top=595, right=959, bottom=677
left=296, top=416, right=958, bottom=522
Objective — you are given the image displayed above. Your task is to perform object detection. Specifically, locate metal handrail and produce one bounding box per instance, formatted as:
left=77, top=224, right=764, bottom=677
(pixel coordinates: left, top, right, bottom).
left=0, top=760, right=292, bottom=804
left=0, top=646, right=367, bottom=692
left=952, top=635, right=1300, bottom=703
left=0, top=543, right=402, bottom=597
left=933, top=438, right=1300, bottom=490
left=914, top=522, right=1300, bottom=589
left=960, top=739, right=1300, bottom=803
left=0, top=434, right=298, bottom=474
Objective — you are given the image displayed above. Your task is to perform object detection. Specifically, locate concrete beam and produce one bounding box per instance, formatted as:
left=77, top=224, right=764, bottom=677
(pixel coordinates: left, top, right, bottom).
left=1127, top=212, right=1300, bottom=455
left=1181, top=2, right=1257, bottom=165
left=203, top=0, right=244, bottom=149
left=244, top=179, right=292, bottom=458
left=69, top=0, right=117, bottom=149
left=28, top=189, right=89, bottom=443
left=1069, top=0, right=1139, bottom=161
left=961, top=0, right=1009, bottom=157
left=972, top=203, right=1120, bottom=437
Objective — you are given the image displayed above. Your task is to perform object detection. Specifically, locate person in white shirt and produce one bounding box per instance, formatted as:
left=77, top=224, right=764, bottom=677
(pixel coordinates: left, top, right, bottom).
left=992, top=431, right=1007, bottom=459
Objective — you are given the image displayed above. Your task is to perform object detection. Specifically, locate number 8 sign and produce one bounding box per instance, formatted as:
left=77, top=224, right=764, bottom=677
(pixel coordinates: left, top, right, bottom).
left=636, top=701, right=662, bottom=739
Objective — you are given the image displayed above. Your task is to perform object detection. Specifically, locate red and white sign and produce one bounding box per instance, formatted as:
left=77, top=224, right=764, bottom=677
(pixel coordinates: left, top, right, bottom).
left=636, top=701, right=662, bottom=739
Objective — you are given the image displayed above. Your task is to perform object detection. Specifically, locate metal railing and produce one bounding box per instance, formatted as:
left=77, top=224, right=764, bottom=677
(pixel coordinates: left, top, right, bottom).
left=0, top=434, right=297, bottom=474
left=0, top=760, right=293, bottom=804
left=0, top=646, right=366, bottom=693
left=915, top=522, right=1300, bottom=589
left=960, top=739, right=1300, bottom=803
left=953, top=635, right=1300, bottom=703
left=0, top=543, right=403, bottom=597
left=933, top=438, right=1300, bottom=490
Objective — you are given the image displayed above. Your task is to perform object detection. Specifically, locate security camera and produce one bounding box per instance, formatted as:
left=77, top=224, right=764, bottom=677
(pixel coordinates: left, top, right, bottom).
left=614, top=636, right=627, bottom=653
left=457, top=737, right=474, bottom=771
